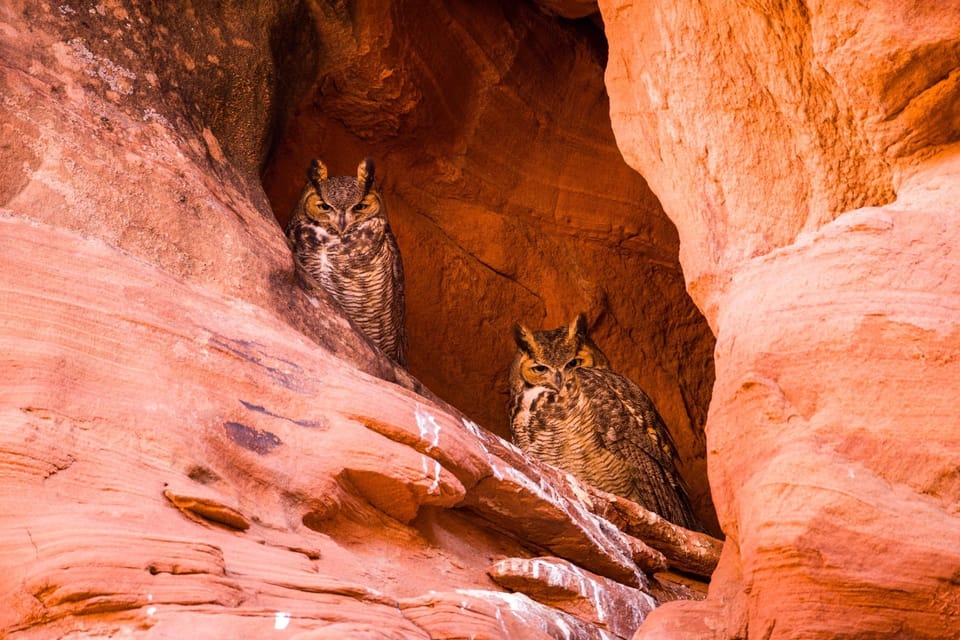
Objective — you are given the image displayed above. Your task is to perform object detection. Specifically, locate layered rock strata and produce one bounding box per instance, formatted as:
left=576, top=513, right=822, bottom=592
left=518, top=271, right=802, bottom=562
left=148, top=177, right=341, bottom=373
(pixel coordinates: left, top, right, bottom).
left=602, top=0, right=960, bottom=637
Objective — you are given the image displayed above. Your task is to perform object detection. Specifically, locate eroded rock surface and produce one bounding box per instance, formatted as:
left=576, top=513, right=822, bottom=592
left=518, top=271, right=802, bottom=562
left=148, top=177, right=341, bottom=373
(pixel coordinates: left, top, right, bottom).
left=602, top=0, right=960, bottom=637
left=2, top=214, right=696, bottom=638
left=488, top=556, right=656, bottom=638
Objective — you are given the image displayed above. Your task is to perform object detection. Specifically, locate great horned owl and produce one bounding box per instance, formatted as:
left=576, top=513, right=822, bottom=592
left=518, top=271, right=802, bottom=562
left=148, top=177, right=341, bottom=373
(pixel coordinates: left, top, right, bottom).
left=509, top=313, right=701, bottom=531
left=285, top=158, right=407, bottom=365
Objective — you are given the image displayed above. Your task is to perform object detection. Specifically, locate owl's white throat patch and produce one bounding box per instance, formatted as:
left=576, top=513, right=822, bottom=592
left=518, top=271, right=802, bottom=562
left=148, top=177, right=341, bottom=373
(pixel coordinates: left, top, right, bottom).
left=301, top=223, right=336, bottom=279
left=520, top=384, right=556, bottom=418
left=307, top=223, right=338, bottom=245
left=513, top=385, right=541, bottom=431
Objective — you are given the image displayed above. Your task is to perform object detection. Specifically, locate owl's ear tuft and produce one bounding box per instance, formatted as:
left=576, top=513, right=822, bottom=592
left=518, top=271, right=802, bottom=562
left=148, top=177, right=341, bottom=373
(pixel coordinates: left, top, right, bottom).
left=358, top=158, right=375, bottom=194
left=513, top=323, right=536, bottom=354
left=308, top=159, right=328, bottom=185
left=568, top=312, right=588, bottom=341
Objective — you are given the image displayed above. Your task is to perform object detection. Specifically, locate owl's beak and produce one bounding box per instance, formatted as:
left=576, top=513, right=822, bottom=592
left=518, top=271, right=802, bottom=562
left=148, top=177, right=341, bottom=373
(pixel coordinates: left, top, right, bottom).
left=553, top=371, right=563, bottom=391
left=335, top=212, right=347, bottom=232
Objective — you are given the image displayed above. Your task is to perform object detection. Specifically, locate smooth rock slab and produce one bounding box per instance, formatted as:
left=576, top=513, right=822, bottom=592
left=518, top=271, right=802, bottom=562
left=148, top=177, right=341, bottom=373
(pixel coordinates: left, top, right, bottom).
left=488, top=556, right=655, bottom=639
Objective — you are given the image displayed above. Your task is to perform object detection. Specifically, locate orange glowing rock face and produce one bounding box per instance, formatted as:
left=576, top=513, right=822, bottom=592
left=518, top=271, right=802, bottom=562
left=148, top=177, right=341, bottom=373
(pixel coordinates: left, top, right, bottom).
left=602, top=0, right=960, bottom=637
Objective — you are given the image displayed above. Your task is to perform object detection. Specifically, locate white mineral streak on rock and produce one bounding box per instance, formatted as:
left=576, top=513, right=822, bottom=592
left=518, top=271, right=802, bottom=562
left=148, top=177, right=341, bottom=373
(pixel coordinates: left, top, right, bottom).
left=510, top=557, right=608, bottom=623
left=461, top=417, right=504, bottom=481
left=415, top=403, right=441, bottom=452
left=461, top=421, right=642, bottom=587
left=420, top=455, right=442, bottom=494
left=453, top=589, right=615, bottom=640
left=489, top=556, right=655, bottom=637
left=273, top=611, right=290, bottom=630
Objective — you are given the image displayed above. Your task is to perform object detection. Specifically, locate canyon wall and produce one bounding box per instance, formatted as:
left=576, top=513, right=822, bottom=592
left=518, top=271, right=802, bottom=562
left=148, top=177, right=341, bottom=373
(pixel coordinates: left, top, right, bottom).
left=601, top=0, right=960, bottom=637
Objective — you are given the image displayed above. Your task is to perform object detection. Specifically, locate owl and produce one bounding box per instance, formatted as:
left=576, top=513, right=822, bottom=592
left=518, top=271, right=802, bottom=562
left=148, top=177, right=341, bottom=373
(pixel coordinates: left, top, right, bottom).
left=285, top=158, right=407, bottom=365
left=509, top=313, right=701, bottom=531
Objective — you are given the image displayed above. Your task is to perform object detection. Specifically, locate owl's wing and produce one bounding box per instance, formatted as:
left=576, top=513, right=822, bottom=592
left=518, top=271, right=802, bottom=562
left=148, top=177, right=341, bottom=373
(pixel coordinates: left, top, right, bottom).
left=579, top=368, right=702, bottom=531
left=284, top=217, right=327, bottom=294
left=507, top=356, right=535, bottom=449
left=384, top=225, right=408, bottom=365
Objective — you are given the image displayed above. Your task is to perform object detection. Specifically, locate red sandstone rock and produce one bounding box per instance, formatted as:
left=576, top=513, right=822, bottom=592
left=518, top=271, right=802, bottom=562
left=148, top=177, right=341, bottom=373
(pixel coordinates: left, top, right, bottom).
left=488, top=556, right=656, bottom=638
left=0, top=214, right=669, bottom=637
left=583, top=486, right=721, bottom=578
left=602, top=0, right=960, bottom=637
left=15, top=0, right=956, bottom=637
left=399, top=589, right=612, bottom=640
left=0, top=0, right=717, bottom=636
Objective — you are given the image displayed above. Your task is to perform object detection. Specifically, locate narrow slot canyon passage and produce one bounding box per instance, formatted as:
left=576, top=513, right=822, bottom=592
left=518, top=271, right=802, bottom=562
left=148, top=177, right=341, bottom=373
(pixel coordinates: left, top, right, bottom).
left=262, top=0, right=720, bottom=535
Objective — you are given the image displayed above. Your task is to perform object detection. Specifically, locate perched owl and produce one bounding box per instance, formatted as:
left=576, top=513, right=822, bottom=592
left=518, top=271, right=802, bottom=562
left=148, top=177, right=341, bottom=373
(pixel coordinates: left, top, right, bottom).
left=285, top=158, right=407, bottom=365
left=509, top=313, right=701, bottom=531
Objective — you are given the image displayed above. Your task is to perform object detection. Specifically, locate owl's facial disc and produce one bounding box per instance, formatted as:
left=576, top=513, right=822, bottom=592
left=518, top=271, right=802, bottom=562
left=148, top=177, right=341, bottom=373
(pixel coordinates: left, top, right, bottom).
left=302, top=194, right=338, bottom=234
left=523, top=360, right=563, bottom=391
left=342, top=194, right=382, bottom=234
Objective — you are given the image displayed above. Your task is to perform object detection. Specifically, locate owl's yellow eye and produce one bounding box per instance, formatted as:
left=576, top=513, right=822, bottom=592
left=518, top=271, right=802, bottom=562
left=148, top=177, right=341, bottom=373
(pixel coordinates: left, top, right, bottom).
left=319, top=202, right=332, bottom=211
left=531, top=364, right=549, bottom=374
left=565, top=358, right=584, bottom=369
left=353, top=203, right=368, bottom=212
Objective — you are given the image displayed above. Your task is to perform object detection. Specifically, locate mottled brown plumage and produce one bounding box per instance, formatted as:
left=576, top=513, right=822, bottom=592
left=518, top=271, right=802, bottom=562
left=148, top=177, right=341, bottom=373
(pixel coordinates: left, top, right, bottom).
left=509, top=314, right=701, bottom=531
left=285, top=158, right=407, bottom=365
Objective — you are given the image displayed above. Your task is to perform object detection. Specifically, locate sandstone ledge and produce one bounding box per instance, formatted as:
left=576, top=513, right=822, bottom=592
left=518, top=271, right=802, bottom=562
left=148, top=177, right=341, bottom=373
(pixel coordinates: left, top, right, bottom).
left=0, top=214, right=717, bottom=638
